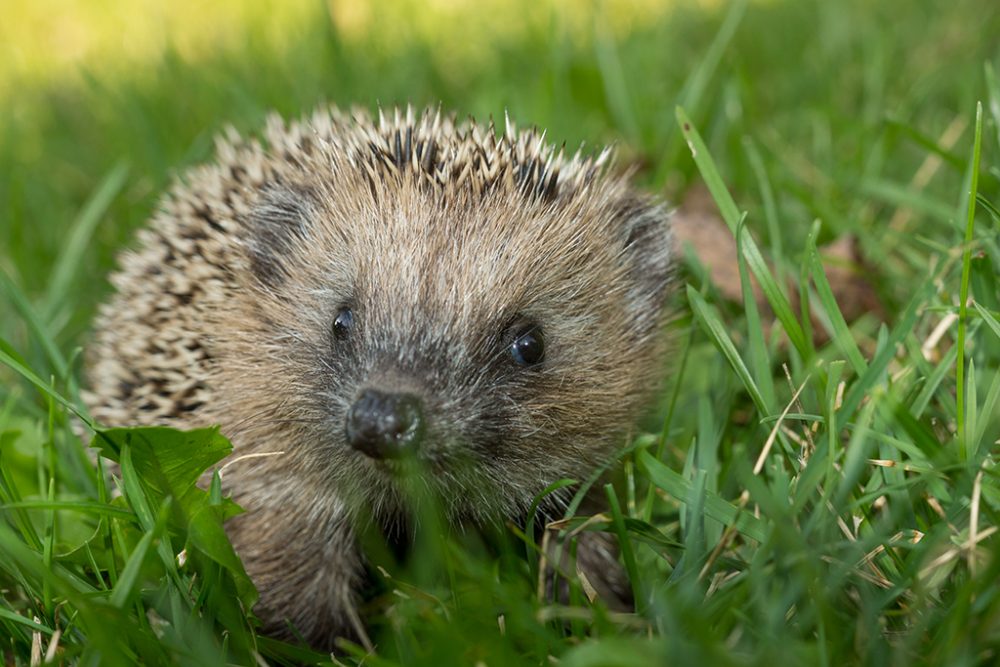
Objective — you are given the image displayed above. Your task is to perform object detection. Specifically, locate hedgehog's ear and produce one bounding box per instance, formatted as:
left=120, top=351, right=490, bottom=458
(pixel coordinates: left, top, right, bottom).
left=245, top=183, right=316, bottom=288
left=617, top=196, right=675, bottom=319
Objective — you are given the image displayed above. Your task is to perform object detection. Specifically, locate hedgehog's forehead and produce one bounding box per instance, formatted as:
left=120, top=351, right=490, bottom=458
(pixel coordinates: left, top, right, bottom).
left=341, top=187, right=617, bottom=326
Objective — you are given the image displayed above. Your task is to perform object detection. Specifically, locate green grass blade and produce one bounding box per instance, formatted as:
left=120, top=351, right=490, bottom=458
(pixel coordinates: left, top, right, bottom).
left=965, top=359, right=979, bottom=459
left=637, top=450, right=767, bottom=543
left=0, top=608, right=53, bottom=635
left=839, top=278, right=935, bottom=420
left=1, top=500, right=136, bottom=521
left=0, top=269, right=68, bottom=381
left=808, top=231, right=868, bottom=376
left=119, top=442, right=184, bottom=592
left=884, top=116, right=966, bottom=169
left=736, top=215, right=775, bottom=407
left=604, top=484, right=644, bottom=613
left=971, top=252, right=1000, bottom=311
left=525, top=477, right=578, bottom=583
left=42, top=162, right=129, bottom=323
left=861, top=180, right=958, bottom=226
left=911, top=343, right=959, bottom=419
left=108, top=504, right=166, bottom=608
left=985, top=62, right=1000, bottom=151
left=833, top=394, right=879, bottom=508
left=972, top=369, right=1000, bottom=458
left=743, top=137, right=784, bottom=280
left=0, top=448, right=43, bottom=550
left=974, top=302, right=1000, bottom=341
left=0, top=343, right=89, bottom=424
left=687, top=285, right=768, bottom=414
left=956, top=102, right=984, bottom=460
left=677, top=106, right=810, bottom=360
left=975, top=194, right=1000, bottom=224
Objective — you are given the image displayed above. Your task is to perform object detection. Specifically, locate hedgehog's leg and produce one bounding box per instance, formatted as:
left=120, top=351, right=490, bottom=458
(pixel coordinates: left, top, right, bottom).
left=539, top=488, right=633, bottom=613
left=544, top=528, right=633, bottom=613
left=572, top=530, right=633, bottom=611
left=225, top=483, right=367, bottom=650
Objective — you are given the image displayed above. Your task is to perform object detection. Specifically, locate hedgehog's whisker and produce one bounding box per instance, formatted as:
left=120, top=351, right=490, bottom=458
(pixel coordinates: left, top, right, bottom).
left=218, top=451, right=288, bottom=479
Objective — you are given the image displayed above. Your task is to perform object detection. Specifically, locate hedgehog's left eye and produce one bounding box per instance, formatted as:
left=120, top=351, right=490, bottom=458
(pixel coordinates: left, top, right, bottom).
left=510, top=325, right=544, bottom=366
left=332, top=307, right=354, bottom=340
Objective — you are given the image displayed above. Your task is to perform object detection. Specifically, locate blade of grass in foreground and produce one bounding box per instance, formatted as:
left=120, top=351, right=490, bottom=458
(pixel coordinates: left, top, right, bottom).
left=676, top=106, right=811, bottom=361
left=637, top=449, right=767, bottom=543
left=109, top=499, right=171, bottom=609
left=0, top=608, right=52, bottom=635
left=605, top=483, right=644, bottom=613
left=0, top=500, right=136, bottom=521
left=956, top=102, right=983, bottom=461
left=0, top=343, right=88, bottom=423
left=687, top=284, right=768, bottom=414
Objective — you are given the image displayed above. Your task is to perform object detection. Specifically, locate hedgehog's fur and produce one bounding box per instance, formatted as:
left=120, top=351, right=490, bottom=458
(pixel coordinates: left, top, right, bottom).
left=86, top=106, right=674, bottom=647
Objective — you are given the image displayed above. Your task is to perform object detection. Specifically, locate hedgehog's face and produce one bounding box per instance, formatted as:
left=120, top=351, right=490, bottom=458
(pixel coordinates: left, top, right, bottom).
left=231, top=157, right=673, bottom=523
left=333, top=301, right=545, bottom=461
left=318, top=293, right=559, bottom=520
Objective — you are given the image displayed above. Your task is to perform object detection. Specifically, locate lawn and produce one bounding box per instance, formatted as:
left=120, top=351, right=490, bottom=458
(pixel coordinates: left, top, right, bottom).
left=1, top=0, right=999, bottom=664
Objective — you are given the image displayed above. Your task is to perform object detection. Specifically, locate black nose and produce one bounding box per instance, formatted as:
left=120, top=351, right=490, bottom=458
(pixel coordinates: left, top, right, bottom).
left=345, top=389, right=424, bottom=459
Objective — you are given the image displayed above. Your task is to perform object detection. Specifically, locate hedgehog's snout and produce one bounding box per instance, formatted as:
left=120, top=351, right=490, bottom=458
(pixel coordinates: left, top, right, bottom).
left=345, top=388, right=425, bottom=459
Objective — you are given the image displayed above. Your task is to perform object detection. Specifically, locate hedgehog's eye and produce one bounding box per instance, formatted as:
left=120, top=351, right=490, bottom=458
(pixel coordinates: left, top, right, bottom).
left=332, top=307, right=354, bottom=340
left=510, top=325, right=544, bottom=366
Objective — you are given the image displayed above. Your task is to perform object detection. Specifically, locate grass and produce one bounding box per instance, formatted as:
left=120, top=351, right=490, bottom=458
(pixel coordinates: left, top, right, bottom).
left=2, top=0, right=1000, bottom=664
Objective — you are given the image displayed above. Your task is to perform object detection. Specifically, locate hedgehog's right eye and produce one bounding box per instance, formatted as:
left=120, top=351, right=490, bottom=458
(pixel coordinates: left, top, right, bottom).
left=509, top=324, right=545, bottom=367
left=332, top=307, right=354, bottom=340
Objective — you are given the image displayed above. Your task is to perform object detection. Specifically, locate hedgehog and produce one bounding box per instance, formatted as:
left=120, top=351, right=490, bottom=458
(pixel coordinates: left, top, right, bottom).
left=85, top=106, right=675, bottom=648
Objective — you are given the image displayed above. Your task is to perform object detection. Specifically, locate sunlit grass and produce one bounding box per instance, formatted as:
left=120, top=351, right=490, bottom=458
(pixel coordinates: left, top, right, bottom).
left=0, top=0, right=702, bottom=98
left=0, top=0, right=317, bottom=92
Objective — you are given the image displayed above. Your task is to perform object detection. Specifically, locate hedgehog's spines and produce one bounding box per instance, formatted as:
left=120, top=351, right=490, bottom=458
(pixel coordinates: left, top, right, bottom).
left=209, top=105, right=612, bottom=210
